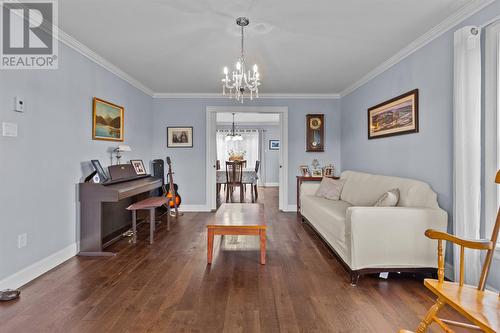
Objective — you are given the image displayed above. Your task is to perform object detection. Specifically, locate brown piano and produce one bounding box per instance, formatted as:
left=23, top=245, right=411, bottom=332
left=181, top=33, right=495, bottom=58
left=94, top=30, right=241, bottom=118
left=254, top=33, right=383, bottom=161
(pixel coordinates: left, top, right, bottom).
left=78, top=174, right=162, bottom=256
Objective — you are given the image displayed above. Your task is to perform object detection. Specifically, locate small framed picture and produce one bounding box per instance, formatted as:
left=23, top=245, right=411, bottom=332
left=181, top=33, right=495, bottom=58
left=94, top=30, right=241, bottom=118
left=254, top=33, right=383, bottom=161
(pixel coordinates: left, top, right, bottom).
left=130, top=159, right=146, bottom=175
left=312, top=169, right=323, bottom=177
left=299, top=165, right=310, bottom=177
left=269, top=140, right=280, bottom=150
left=323, top=165, right=334, bottom=177
left=167, top=127, right=193, bottom=148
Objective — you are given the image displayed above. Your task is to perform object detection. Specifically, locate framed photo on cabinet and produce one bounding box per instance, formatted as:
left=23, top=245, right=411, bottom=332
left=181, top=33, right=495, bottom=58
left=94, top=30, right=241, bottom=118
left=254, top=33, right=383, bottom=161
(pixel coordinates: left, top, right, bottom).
left=306, top=114, right=324, bottom=152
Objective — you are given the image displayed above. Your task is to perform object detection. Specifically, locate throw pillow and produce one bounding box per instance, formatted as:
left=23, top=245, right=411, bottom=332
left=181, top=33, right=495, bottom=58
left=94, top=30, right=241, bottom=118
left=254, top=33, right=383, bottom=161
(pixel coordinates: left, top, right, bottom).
left=315, top=177, right=345, bottom=200
left=374, top=189, right=400, bottom=207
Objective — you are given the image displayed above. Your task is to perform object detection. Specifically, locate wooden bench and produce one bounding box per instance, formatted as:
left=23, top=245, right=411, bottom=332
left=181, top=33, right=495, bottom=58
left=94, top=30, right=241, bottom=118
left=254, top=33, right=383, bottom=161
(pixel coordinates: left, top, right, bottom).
left=126, top=196, right=169, bottom=244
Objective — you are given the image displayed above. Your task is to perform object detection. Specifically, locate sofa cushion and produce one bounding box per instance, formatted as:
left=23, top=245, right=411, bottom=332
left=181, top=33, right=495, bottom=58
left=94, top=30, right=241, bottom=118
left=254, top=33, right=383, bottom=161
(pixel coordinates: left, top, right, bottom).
left=315, top=177, right=345, bottom=200
left=339, top=170, right=439, bottom=208
left=374, top=188, right=400, bottom=207
left=301, top=194, right=352, bottom=263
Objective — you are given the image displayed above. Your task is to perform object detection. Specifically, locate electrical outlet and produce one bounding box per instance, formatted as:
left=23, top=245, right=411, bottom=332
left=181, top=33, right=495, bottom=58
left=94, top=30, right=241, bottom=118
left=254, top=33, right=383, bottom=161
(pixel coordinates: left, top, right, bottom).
left=18, top=233, right=27, bottom=248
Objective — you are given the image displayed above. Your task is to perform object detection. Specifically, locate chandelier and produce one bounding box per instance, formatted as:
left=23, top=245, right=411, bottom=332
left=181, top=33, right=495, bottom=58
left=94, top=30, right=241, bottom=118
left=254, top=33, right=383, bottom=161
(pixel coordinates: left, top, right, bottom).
left=225, top=113, right=243, bottom=141
left=222, top=17, right=261, bottom=103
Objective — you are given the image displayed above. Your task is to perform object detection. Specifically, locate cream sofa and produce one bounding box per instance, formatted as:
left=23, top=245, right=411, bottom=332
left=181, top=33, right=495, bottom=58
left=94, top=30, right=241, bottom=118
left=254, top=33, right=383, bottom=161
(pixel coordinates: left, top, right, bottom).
left=300, top=170, right=448, bottom=285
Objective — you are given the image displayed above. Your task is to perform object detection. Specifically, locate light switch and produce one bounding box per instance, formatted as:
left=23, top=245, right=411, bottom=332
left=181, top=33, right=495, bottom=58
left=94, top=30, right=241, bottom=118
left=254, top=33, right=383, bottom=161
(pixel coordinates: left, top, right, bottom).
left=2, top=122, right=18, bottom=137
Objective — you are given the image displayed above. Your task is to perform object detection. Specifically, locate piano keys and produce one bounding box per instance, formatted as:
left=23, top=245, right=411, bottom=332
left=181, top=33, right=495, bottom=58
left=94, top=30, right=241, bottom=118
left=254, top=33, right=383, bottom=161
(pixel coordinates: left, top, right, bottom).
left=78, top=176, right=162, bottom=256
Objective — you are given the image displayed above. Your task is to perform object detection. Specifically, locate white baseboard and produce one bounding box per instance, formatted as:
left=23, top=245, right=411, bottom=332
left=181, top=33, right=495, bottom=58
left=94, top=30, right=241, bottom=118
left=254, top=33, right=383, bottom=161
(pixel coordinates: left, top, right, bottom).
left=263, top=182, right=279, bottom=187
left=486, top=283, right=499, bottom=293
left=282, top=204, right=298, bottom=212
left=0, top=243, right=77, bottom=290
left=178, top=204, right=211, bottom=212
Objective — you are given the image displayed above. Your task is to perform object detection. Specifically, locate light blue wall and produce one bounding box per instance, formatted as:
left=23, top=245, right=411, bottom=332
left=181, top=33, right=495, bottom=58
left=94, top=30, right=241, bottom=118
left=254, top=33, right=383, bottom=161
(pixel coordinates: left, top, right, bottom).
left=0, top=42, right=153, bottom=282
left=152, top=98, right=341, bottom=207
left=340, top=1, right=500, bottom=290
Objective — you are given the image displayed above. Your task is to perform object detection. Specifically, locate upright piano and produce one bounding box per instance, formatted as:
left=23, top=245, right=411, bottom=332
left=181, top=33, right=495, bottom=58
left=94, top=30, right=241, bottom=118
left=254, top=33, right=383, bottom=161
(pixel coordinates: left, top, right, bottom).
left=78, top=176, right=162, bottom=256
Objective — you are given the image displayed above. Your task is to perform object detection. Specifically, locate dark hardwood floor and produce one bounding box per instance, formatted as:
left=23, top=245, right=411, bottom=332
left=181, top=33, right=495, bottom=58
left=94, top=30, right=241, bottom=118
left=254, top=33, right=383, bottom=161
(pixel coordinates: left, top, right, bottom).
left=1, top=188, right=467, bottom=332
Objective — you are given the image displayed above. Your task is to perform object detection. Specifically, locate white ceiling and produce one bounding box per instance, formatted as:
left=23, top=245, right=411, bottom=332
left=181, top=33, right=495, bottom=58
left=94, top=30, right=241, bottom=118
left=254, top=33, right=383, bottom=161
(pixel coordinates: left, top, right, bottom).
left=217, top=113, right=279, bottom=124
left=59, top=0, right=474, bottom=95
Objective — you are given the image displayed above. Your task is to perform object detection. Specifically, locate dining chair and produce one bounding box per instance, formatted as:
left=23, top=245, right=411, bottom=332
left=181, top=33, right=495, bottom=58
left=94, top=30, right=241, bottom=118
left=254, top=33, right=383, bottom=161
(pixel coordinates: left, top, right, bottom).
left=216, top=160, right=221, bottom=193
left=253, top=161, right=260, bottom=200
left=225, top=161, right=244, bottom=203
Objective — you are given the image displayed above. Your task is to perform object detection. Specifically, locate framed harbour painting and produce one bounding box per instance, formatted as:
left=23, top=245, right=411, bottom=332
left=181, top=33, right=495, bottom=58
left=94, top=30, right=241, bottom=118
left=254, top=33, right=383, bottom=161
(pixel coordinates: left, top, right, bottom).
left=92, top=97, right=124, bottom=141
left=368, top=89, right=419, bottom=139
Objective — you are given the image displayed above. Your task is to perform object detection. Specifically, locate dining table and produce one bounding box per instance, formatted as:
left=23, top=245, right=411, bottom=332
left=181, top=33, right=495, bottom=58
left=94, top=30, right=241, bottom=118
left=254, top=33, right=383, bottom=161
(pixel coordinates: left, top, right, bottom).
left=216, top=168, right=258, bottom=185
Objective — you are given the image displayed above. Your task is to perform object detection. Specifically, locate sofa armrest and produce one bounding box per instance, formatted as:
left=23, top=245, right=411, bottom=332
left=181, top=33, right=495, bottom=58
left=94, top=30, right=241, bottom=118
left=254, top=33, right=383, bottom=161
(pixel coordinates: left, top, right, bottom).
left=346, top=206, right=448, bottom=270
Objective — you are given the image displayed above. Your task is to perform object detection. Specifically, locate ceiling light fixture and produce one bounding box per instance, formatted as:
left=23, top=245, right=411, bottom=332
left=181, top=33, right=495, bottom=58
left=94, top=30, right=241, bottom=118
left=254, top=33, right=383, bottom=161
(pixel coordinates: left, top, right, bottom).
left=225, top=113, right=243, bottom=141
left=222, top=17, right=261, bottom=103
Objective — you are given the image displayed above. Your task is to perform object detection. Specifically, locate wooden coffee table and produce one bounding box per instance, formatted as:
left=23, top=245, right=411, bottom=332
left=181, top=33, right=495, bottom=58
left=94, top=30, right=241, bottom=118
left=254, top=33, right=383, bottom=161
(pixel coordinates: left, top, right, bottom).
left=207, top=203, right=267, bottom=265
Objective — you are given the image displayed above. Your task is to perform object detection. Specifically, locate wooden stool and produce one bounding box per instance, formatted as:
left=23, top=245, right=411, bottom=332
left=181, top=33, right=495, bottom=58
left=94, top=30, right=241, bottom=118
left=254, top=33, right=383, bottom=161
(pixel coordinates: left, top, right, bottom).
left=126, top=197, right=169, bottom=244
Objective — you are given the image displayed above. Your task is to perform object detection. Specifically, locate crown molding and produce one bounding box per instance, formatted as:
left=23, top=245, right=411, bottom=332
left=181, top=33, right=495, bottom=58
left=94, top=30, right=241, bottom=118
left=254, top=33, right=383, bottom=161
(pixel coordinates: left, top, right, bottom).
left=216, top=122, right=280, bottom=126
left=152, top=93, right=340, bottom=99
left=339, top=0, right=495, bottom=97
left=57, top=29, right=155, bottom=97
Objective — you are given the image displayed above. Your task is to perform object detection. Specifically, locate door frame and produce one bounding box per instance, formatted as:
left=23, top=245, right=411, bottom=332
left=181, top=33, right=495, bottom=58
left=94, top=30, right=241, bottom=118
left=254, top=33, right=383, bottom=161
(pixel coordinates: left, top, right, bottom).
left=206, top=106, right=288, bottom=211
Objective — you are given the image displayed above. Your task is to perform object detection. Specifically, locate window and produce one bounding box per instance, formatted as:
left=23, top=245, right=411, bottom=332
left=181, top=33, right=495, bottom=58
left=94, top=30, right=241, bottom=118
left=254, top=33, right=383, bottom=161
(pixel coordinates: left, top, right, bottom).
left=485, top=21, right=500, bottom=245
left=216, top=129, right=260, bottom=169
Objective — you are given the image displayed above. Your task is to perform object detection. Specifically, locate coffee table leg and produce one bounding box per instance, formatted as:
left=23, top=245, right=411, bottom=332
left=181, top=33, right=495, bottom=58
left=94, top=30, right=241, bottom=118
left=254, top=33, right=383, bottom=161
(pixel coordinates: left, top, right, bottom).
left=207, top=229, right=214, bottom=264
left=260, top=229, right=266, bottom=265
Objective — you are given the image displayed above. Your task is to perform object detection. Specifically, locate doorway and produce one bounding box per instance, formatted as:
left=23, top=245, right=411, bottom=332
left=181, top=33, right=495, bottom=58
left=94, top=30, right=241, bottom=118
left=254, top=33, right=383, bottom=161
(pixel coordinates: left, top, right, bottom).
left=206, top=106, right=288, bottom=211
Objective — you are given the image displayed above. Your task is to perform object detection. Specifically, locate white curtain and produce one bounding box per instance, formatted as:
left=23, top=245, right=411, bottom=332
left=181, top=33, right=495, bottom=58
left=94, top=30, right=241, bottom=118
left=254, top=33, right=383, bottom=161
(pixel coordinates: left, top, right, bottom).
left=216, top=129, right=260, bottom=170
left=453, top=26, right=482, bottom=284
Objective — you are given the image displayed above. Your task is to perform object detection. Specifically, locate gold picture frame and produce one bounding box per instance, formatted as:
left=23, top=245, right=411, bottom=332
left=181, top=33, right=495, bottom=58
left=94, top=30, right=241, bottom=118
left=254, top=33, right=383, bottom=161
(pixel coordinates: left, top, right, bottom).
left=311, top=169, right=323, bottom=177
left=92, top=97, right=124, bottom=142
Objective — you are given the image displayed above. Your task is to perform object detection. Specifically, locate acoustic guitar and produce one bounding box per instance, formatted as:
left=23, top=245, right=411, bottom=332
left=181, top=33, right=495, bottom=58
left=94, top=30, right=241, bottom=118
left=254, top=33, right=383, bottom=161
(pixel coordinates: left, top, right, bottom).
left=163, top=157, right=181, bottom=216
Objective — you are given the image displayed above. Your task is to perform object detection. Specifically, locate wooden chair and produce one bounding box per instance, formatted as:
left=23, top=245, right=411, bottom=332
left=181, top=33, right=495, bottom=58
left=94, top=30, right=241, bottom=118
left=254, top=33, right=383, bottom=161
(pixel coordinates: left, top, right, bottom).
left=252, top=160, right=260, bottom=201
left=216, top=160, right=222, bottom=194
left=399, top=171, right=500, bottom=333
left=225, top=161, right=244, bottom=203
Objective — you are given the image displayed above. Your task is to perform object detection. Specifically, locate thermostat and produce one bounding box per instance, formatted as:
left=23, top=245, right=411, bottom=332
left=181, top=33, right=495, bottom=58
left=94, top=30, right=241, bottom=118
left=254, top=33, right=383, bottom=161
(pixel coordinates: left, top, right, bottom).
left=14, top=97, right=24, bottom=112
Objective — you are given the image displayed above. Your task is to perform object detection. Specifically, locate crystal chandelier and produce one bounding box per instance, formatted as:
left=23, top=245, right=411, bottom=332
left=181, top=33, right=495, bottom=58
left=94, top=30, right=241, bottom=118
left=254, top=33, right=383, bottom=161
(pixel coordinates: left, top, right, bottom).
left=222, top=17, right=261, bottom=103
left=225, top=113, right=243, bottom=141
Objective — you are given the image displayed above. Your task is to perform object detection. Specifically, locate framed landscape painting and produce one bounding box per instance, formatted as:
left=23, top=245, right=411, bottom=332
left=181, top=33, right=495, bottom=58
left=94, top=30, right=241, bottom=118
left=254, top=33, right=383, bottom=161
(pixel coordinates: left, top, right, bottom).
left=92, top=97, right=124, bottom=141
left=167, top=127, right=193, bottom=148
left=367, top=89, right=419, bottom=139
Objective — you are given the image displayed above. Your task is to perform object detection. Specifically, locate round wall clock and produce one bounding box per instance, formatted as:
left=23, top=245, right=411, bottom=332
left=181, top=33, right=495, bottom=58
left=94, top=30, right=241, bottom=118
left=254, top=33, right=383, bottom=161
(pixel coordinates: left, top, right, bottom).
left=309, top=117, right=322, bottom=130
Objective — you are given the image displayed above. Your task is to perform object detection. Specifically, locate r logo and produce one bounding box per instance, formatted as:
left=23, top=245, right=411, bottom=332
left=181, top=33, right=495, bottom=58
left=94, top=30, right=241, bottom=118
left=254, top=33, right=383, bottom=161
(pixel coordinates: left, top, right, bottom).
left=2, top=2, right=52, bottom=54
